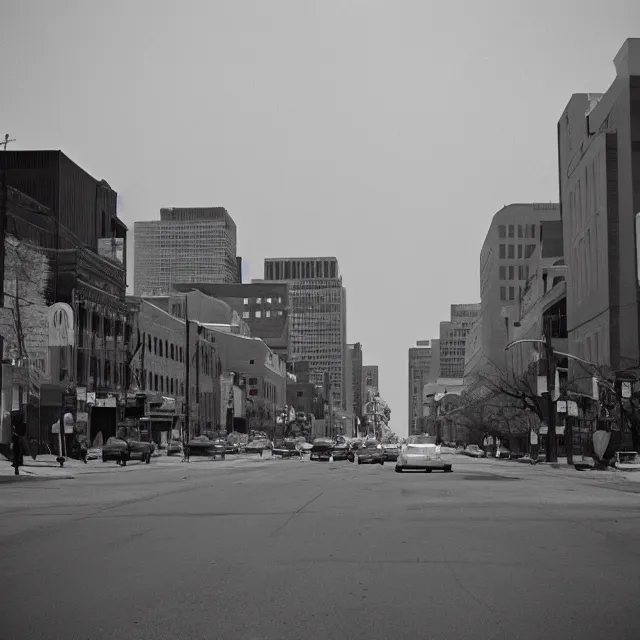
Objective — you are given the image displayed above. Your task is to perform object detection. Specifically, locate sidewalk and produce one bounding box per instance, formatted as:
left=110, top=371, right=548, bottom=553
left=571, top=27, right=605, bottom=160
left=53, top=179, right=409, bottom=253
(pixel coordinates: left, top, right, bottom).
left=471, top=454, right=640, bottom=484
left=0, top=451, right=285, bottom=483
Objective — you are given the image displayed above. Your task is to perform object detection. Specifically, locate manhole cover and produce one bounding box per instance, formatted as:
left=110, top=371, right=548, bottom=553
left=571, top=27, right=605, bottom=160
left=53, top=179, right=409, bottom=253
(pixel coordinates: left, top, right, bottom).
left=463, top=474, right=521, bottom=481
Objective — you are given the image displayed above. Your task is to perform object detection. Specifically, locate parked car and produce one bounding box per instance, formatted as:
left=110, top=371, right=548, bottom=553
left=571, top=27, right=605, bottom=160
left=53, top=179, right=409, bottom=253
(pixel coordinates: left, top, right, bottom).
left=354, top=440, right=385, bottom=465
left=187, top=436, right=225, bottom=457
left=310, top=437, right=335, bottom=461
left=464, top=444, right=486, bottom=458
left=331, top=436, right=350, bottom=461
left=395, top=435, right=452, bottom=473
left=382, top=443, right=400, bottom=462
left=102, top=437, right=154, bottom=464
left=166, top=440, right=183, bottom=456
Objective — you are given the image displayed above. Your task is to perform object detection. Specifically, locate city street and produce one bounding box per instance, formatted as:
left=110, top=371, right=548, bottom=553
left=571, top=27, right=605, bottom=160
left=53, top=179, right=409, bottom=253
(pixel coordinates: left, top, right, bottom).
left=2, top=457, right=640, bottom=639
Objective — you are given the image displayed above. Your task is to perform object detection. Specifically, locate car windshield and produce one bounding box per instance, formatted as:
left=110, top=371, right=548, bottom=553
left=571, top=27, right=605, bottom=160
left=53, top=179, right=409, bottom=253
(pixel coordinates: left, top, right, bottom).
left=408, top=436, right=436, bottom=445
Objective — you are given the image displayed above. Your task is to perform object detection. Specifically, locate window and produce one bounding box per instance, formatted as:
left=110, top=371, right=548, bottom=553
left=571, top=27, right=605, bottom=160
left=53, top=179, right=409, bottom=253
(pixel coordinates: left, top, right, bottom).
left=509, top=286, right=515, bottom=301
left=153, top=337, right=157, bottom=354
left=266, top=297, right=272, bottom=303
left=498, top=225, right=506, bottom=238
left=248, top=377, right=258, bottom=385
left=531, top=224, right=536, bottom=239
left=525, top=265, right=530, bottom=280
left=249, top=359, right=255, bottom=365
left=500, top=286, right=506, bottom=301
left=170, top=379, right=174, bottom=393
left=256, top=297, right=262, bottom=303
left=154, top=374, right=158, bottom=390
left=499, top=266, right=506, bottom=280
left=277, top=297, right=282, bottom=303
left=518, top=244, right=523, bottom=259
left=255, top=311, right=262, bottom=318
left=499, top=244, right=506, bottom=259
left=508, top=266, right=514, bottom=280
left=508, top=225, right=514, bottom=238
left=179, top=347, right=183, bottom=363
left=508, top=245, right=515, bottom=259
left=518, top=265, right=524, bottom=280
left=265, top=310, right=271, bottom=318
left=242, top=311, right=250, bottom=319
left=170, top=344, right=174, bottom=359
left=147, top=335, right=152, bottom=352
left=518, top=224, right=523, bottom=238
left=525, top=244, right=536, bottom=258
left=159, top=341, right=163, bottom=357
left=243, top=298, right=249, bottom=305
left=297, top=391, right=304, bottom=397
left=160, top=377, right=164, bottom=392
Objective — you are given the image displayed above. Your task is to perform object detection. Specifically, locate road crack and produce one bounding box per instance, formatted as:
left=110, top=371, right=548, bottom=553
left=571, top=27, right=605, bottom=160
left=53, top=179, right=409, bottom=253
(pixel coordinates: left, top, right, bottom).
left=269, top=491, right=324, bottom=537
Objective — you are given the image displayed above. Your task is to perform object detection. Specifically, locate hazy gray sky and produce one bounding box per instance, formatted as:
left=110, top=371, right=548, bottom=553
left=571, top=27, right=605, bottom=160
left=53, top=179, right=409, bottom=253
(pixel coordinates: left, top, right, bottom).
left=4, top=0, right=638, bottom=435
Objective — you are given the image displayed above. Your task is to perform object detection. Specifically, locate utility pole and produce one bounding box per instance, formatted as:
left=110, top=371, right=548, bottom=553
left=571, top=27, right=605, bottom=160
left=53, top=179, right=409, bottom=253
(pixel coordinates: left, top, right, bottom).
left=184, top=295, right=190, bottom=446
left=544, top=316, right=558, bottom=463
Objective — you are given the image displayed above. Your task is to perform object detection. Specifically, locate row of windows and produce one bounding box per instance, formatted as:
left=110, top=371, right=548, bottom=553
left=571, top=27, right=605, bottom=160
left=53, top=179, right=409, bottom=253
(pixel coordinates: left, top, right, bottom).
left=498, top=224, right=537, bottom=239
left=242, top=309, right=285, bottom=319
left=499, top=244, right=537, bottom=260
left=499, top=286, right=517, bottom=301
left=148, top=334, right=184, bottom=362
left=243, top=297, right=283, bottom=305
left=147, top=371, right=185, bottom=396
left=499, top=264, right=531, bottom=281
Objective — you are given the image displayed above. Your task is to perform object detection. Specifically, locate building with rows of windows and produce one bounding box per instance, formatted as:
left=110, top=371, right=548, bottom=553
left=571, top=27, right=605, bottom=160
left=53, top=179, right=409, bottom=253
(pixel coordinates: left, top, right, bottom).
left=465, top=203, right=561, bottom=379
left=133, top=207, right=239, bottom=296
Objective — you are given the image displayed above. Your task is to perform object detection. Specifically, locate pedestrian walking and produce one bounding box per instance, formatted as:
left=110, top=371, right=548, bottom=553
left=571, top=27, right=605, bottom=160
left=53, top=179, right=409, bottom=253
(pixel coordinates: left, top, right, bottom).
left=183, top=445, right=191, bottom=463
left=80, top=438, right=88, bottom=464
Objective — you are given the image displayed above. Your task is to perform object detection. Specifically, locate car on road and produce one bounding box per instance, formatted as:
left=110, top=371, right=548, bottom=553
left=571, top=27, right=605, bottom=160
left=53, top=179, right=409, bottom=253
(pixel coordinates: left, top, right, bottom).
left=395, top=435, right=453, bottom=473
left=310, top=437, right=335, bottom=461
left=166, top=440, right=183, bottom=456
left=102, top=437, right=154, bottom=464
left=382, top=443, right=400, bottom=462
left=353, top=440, right=385, bottom=465
left=463, top=444, right=486, bottom=458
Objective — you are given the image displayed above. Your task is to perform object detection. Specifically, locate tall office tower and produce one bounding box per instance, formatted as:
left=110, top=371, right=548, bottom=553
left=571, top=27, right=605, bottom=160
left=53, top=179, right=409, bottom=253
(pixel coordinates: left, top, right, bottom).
left=362, top=365, right=379, bottom=403
left=347, top=343, right=364, bottom=418
left=264, top=257, right=347, bottom=410
left=439, top=304, right=481, bottom=378
left=134, top=207, right=237, bottom=296
left=408, top=340, right=436, bottom=435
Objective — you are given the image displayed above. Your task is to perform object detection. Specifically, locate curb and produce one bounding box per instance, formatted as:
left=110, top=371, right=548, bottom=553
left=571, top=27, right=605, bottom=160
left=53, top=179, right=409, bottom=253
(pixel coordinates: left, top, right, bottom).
left=0, top=473, right=77, bottom=484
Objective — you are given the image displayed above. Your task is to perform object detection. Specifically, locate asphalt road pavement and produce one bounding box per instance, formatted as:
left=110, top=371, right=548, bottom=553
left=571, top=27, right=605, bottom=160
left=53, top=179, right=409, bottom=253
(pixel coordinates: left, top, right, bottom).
left=2, top=456, right=640, bottom=640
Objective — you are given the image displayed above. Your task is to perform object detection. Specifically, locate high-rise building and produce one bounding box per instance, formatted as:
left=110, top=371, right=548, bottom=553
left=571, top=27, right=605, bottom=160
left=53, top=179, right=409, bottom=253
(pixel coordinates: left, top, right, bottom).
left=467, top=203, right=561, bottom=378
left=558, top=39, right=640, bottom=378
left=362, top=365, right=379, bottom=401
left=263, top=257, right=347, bottom=410
left=134, top=207, right=238, bottom=296
left=439, top=304, right=480, bottom=378
left=347, top=343, right=364, bottom=418
left=408, top=341, right=437, bottom=435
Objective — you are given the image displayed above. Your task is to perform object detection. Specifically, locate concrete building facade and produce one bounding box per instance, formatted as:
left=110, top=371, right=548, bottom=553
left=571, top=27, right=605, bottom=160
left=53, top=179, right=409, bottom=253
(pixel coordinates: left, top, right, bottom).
left=468, top=203, right=562, bottom=379
left=134, top=207, right=238, bottom=296
left=408, top=341, right=436, bottom=435
left=172, top=282, right=290, bottom=363
left=263, top=257, right=347, bottom=411
left=439, top=304, right=480, bottom=378
left=347, top=343, right=364, bottom=419
left=557, top=39, right=640, bottom=379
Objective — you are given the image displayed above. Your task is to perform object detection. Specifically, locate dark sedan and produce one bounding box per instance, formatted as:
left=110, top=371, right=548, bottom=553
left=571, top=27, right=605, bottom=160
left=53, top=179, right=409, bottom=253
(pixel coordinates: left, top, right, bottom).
left=310, top=437, right=335, bottom=461
left=102, top=437, right=154, bottom=464
left=352, top=440, right=385, bottom=465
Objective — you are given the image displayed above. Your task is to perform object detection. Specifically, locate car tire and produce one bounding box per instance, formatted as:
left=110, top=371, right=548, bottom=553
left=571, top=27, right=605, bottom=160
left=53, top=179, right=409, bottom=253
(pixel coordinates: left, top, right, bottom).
left=395, top=467, right=403, bottom=473
left=145, top=453, right=151, bottom=464
left=424, top=468, right=432, bottom=473
left=102, top=454, right=107, bottom=463
left=445, top=466, right=453, bottom=472
left=379, top=459, right=384, bottom=466
left=357, top=457, right=362, bottom=465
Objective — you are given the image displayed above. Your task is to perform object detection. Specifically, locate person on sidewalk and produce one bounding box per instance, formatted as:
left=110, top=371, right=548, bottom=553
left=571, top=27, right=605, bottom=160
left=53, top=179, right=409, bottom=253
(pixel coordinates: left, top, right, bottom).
left=11, top=428, right=24, bottom=475
left=79, top=438, right=88, bottom=464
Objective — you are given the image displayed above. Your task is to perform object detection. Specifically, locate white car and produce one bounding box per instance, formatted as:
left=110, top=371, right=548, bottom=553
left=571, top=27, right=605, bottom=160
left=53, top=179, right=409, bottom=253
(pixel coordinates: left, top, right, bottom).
left=395, top=435, right=453, bottom=473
